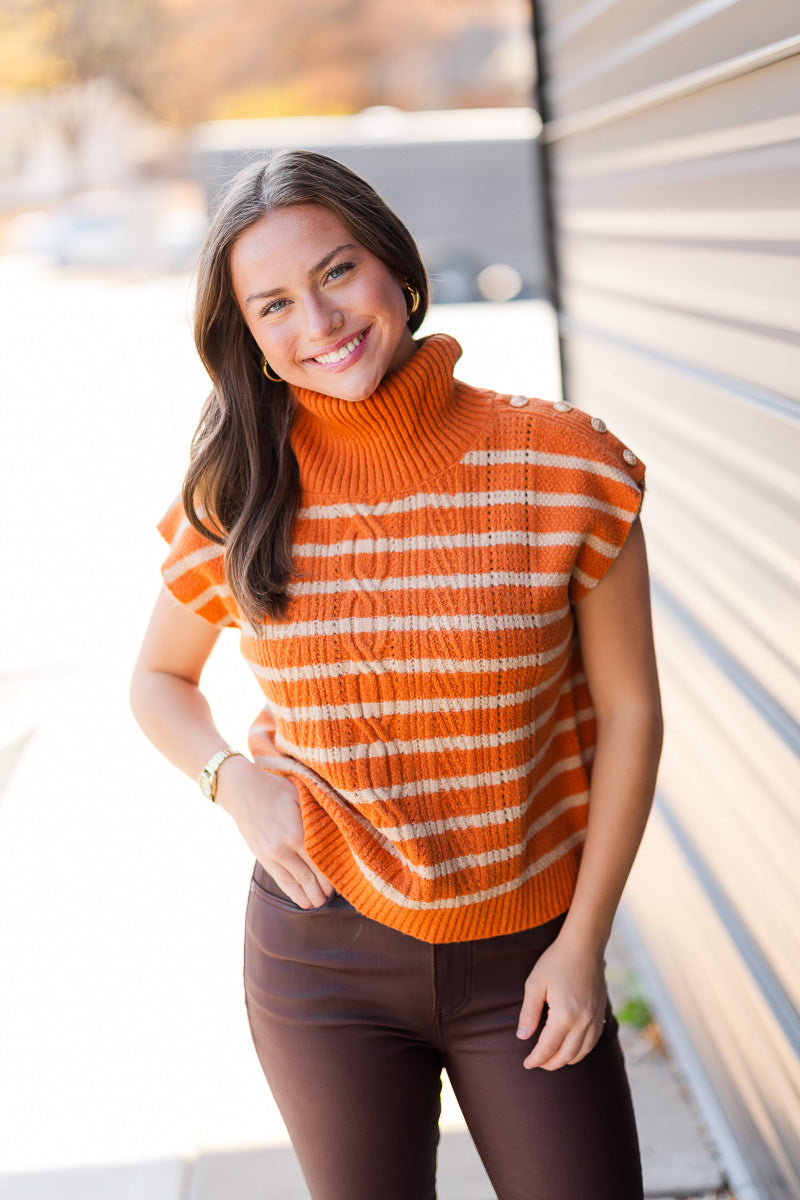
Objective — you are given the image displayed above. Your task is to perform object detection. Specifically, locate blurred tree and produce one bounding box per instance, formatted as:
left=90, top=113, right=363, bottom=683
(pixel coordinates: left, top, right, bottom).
left=0, top=0, right=531, bottom=130
left=0, top=2, right=61, bottom=91
left=0, top=0, right=163, bottom=100
left=152, top=0, right=531, bottom=122
left=1, top=0, right=165, bottom=192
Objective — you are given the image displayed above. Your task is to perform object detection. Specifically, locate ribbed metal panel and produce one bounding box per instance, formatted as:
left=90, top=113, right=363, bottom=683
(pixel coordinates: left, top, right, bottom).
left=531, top=3, right=800, bottom=1196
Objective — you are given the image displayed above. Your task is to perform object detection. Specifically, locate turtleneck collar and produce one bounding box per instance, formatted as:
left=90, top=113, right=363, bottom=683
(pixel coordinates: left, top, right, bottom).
left=290, top=333, right=493, bottom=499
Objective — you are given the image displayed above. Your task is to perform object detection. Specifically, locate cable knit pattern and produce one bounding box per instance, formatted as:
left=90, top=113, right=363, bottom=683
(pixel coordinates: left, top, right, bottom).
left=158, top=334, right=645, bottom=942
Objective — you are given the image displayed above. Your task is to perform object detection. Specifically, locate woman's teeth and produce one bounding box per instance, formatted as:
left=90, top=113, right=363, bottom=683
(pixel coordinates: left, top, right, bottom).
left=313, top=332, right=364, bottom=365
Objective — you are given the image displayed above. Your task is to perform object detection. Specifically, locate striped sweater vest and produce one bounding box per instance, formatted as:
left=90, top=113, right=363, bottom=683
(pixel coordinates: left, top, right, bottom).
left=159, top=333, right=645, bottom=943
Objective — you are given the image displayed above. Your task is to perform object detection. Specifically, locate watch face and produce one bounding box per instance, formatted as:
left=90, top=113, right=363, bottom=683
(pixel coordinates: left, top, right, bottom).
left=200, top=774, right=213, bottom=797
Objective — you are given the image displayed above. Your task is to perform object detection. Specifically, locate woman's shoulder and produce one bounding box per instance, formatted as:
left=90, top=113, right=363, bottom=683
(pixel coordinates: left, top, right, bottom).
left=485, top=390, right=645, bottom=489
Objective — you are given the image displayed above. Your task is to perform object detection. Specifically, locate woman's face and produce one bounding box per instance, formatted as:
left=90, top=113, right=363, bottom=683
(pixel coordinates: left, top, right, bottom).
left=230, top=204, right=417, bottom=402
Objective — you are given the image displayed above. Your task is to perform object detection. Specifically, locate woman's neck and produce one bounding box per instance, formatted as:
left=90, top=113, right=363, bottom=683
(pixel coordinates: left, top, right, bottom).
left=290, top=333, right=494, bottom=499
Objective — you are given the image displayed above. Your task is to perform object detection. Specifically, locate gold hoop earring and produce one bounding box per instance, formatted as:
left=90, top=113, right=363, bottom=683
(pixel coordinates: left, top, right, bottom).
left=404, top=284, right=421, bottom=316
left=262, top=358, right=282, bottom=382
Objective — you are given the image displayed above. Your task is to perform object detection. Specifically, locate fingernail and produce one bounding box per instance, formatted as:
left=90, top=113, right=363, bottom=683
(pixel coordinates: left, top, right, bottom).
left=516, top=1025, right=532, bottom=1040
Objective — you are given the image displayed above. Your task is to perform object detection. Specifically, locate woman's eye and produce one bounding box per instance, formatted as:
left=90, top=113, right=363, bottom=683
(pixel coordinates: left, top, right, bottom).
left=326, top=261, right=354, bottom=283
left=260, top=298, right=288, bottom=317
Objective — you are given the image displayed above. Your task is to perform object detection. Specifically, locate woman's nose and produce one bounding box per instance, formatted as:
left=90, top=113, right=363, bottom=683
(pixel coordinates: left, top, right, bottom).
left=305, top=294, right=343, bottom=341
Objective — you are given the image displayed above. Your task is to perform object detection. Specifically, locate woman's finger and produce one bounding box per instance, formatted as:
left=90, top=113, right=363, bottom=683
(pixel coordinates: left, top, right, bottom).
left=539, top=1023, right=595, bottom=1071
left=298, top=849, right=334, bottom=897
left=522, top=1011, right=571, bottom=1069
left=516, top=978, right=546, bottom=1044
left=261, top=857, right=328, bottom=909
left=291, top=863, right=329, bottom=909
left=279, top=851, right=333, bottom=908
left=565, top=1014, right=607, bottom=1065
left=566, top=1020, right=605, bottom=1066
left=523, top=1003, right=606, bottom=1069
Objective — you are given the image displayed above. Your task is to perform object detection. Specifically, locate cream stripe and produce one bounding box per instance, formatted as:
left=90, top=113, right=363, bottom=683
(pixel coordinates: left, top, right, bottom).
left=162, top=541, right=223, bottom=583
left=248, top=606, right=571, bottom=643
left=290, top=571, right=569, bottom=597
left=274, top=719, right=536, bottom=765
left=250, top=700, right=594, bottom=811
left=294, top=530, right=546, bottom=556
left=351, top=829, right=586, bottom=909
left=265, top=681, right=552, bottom=724
left=249, top=647, right=575, bottom=685
left=164, top=530, right=614, bottom=582
left=253, top=667, right=585, bottom=748
left=328, top=707, right=594, bottom=806
left=573, top=563, right=619, bottom=590
left=267, top=625, right=573, bottom=731
left=299, top=490, right=638, bottom=522
left=461, top=448, right=636, bottom=486
left=584, top=532, right=618, bottom=557
left=248, top=750, right=587, bottom=891
left=293, top=530, right=617, bottom=558
left=378, top=765, right=588, bottom=841
left=185, top=582, right=233, bottom=614
left=265, top=627, right=576, bottom=722
left=385, top=790, right=589, bottom=880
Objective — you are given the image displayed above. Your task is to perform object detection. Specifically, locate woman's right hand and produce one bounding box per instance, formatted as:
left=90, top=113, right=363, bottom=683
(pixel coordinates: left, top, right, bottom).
left=215, top=755, right=333, bottom=909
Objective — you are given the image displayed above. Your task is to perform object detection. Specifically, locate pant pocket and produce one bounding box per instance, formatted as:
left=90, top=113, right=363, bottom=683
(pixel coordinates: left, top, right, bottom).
left=249, top=860, right=338, bottom=913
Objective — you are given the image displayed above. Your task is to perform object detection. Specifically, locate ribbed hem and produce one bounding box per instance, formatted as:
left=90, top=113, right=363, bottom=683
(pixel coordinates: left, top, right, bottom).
left=297, top=779, right=579, bottom=945
left=291, top=333, right=494, bottom=499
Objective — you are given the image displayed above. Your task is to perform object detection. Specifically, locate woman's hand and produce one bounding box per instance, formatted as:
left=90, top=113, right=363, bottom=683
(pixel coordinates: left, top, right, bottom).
left=215, top=755, right=333, bottom=909
left=130, top=589, right=330, bottom=910
left=515, top=929, right=608, bottom=1070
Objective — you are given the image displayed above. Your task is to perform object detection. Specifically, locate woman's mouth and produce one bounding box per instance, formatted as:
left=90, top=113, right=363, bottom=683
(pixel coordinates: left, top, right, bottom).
left=307, top=327, right=370, bottom=369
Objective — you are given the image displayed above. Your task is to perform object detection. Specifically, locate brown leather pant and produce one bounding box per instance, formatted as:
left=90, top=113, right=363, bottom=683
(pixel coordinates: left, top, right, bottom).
left=243, top=863, right=643, bottom=1200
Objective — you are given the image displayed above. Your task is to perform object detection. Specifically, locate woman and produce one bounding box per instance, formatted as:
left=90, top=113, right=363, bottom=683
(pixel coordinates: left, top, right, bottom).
left=130, top=150, right=663, bottom=1200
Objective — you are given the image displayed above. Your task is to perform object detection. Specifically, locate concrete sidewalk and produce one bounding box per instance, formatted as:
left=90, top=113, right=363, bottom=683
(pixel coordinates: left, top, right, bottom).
left=0, top=262, right=731, bottom=1199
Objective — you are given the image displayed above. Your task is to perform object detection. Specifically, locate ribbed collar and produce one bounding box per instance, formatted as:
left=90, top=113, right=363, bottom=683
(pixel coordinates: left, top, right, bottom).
left=290, top=333, right=493, bottom=499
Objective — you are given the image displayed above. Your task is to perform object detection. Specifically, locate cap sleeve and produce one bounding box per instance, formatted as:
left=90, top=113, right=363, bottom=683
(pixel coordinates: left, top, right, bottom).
left=157, top=498, right=241, bottom=629
left=565, top=421, right=646, bottom=604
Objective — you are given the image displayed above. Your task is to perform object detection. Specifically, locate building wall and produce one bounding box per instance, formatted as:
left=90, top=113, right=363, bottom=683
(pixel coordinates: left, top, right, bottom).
left=530, top=3, right=800, bottom=1196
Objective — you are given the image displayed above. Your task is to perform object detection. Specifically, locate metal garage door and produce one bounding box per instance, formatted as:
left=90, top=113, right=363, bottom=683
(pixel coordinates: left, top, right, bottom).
left=529, top=4, right=800, bottom=1197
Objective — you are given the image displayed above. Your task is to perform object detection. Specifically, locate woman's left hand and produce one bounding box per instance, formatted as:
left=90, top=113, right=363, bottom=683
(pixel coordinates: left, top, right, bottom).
left=515, top=931, right=608, bottom=1070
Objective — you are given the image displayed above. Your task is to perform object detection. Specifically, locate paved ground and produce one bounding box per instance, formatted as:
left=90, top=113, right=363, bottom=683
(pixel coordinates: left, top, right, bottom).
left=0, top=257, right=728, bottom=1198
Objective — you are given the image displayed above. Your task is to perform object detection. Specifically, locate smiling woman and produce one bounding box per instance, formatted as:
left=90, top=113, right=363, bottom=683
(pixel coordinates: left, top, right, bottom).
left=129, top=149, right=662, bottom=1200
left=183, top=152, right=429, bottom=627
left=230, top=205, right=416, bottom=401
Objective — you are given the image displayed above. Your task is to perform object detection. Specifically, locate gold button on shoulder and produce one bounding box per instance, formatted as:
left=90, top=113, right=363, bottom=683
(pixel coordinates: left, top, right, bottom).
left=553, top=400, right=572, bottom=413
left=622, top=448, right=638, bottom=466
left=591, top=417, right=607, bottom=433
left=509, top=394, right=529, bottom=408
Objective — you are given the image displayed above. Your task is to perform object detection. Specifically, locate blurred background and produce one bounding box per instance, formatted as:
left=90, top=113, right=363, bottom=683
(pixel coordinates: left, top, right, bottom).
left=1, top=2, right=799, bottom=1199
left=0, top=0, right=542, bottom=297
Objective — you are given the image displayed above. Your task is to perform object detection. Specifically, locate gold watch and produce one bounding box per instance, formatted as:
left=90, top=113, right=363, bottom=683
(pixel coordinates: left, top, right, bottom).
left=198, top=747, right=241, bottom=802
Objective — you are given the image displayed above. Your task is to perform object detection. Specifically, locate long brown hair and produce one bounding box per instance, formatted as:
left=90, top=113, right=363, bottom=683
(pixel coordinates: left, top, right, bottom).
left=183, top=149, right=429, bottom=624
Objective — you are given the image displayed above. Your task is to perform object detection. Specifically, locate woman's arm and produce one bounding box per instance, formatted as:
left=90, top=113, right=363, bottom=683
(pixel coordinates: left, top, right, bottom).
left=129, top=587, right=331, bottom=908
left=516, top=517, right=663, bottom=1069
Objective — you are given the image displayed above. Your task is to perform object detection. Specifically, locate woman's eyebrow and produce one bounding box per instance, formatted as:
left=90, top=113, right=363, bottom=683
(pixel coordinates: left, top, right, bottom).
left=246, top=244, right=358, bottom=306
left=310, top=244, right=357, bottom=276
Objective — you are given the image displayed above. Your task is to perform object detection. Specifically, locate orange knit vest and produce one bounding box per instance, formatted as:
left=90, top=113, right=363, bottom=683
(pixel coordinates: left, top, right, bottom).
left=159, top=334, right=645, bottom=942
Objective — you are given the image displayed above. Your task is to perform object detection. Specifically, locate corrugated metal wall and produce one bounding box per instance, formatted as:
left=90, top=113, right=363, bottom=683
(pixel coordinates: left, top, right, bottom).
left=529, top=4, right=800, bottom=1197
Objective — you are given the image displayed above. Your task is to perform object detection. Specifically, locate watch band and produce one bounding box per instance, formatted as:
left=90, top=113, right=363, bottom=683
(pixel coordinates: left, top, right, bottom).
left=198, top=747, right=241, bottom=802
